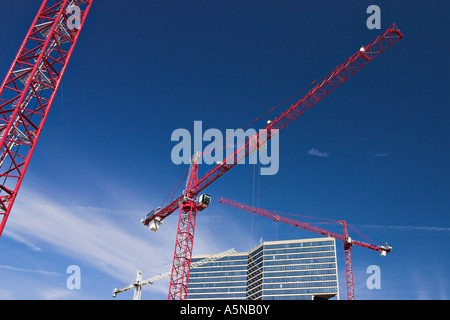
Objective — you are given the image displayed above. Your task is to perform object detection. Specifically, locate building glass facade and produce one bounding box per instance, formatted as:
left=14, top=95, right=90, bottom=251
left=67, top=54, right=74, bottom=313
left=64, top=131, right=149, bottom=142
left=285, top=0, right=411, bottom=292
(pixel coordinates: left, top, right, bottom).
left=187, top=237, right=339, bottom=300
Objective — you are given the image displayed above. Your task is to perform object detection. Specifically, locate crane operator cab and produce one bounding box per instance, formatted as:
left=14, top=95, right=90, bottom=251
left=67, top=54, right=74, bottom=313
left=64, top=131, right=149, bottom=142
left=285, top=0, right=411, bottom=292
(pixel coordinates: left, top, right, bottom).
left=144, top=207, right=162, bottom=232
left=197, top=194, right=211, bottom=212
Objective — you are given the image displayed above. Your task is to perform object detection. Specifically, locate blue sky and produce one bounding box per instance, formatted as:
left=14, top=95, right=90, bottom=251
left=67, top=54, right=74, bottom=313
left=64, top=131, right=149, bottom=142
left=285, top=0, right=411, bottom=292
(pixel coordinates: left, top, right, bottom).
left=0, top=0, right=449, bottom=300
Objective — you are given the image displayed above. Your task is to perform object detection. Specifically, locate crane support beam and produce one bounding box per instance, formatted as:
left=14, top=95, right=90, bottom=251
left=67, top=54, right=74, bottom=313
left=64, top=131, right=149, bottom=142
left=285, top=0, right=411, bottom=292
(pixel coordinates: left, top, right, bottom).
left=0, top=0, right=93, bottom=237
left=142, top=23, right=403, bottom=228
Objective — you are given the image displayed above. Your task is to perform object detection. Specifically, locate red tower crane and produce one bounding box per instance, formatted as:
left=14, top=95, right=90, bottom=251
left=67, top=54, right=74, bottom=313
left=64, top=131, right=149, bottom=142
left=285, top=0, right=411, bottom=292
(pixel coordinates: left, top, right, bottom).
left=0, top=0, right=93, bottom=237
left=219, top=197, right=392, bottom=300
left=141, top=24, right=403, bottom=300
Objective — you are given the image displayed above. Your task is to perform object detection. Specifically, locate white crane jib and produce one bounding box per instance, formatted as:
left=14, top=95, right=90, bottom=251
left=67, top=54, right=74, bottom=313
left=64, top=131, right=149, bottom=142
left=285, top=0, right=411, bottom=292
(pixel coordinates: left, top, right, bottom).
left=113, top=248, right=237, bottom=300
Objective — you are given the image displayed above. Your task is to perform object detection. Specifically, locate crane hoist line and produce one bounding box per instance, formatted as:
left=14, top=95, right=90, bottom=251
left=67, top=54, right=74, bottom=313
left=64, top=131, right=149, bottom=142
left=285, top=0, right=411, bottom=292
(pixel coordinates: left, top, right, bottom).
left=142, top=24, right=403, bottom=300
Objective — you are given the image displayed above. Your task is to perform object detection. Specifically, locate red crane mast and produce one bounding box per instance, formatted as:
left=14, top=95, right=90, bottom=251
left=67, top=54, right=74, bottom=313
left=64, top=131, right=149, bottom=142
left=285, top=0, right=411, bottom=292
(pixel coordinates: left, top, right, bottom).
left=0, top=0, right=93, bottom=237
left=142, top=24, right=403, bottom=300
left=219, top=197, right=392, bottom=300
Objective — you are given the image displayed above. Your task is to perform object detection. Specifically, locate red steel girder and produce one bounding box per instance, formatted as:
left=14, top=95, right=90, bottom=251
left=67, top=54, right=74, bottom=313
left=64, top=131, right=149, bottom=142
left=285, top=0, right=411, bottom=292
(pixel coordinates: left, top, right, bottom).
left=0, top=0, right=93, bottom=237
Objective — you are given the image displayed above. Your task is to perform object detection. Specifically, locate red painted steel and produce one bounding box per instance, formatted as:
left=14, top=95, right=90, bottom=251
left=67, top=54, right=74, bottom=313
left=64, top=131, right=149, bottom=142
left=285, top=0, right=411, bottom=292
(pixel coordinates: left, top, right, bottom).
left=0, top=0, right=93, bottom=237
left=142, top=23, right=403, bottom=228
left=146, top=24, right=402, bottom=300
left=342, top=221, right=355, bottom=300
left=219, top=197, right=392, bottom=300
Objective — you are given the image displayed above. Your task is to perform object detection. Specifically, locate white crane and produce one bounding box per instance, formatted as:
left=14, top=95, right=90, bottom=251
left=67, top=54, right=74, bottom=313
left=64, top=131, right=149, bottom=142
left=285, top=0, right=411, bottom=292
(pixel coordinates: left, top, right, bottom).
left=113, top=248, right=237, bottom=300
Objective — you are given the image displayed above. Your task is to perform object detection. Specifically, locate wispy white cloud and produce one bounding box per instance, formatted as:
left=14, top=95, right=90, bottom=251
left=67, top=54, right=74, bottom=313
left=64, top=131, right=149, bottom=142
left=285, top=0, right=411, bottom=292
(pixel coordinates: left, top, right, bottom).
left=0, top=289, right=13, bottom=300
left=373, top=152, right=391, bottom=157
left=308, top=148, right=329, bottom=158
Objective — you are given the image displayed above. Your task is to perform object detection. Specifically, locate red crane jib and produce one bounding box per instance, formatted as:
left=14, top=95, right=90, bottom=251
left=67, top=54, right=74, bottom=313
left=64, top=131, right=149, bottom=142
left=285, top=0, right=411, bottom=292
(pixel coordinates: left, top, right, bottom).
left=143, top=23, right=403, bottom=227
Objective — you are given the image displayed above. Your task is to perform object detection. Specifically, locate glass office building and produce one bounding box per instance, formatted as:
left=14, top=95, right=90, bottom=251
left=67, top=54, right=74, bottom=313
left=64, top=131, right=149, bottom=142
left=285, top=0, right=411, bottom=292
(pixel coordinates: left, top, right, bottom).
left=187, top=237, right=339, bottom=300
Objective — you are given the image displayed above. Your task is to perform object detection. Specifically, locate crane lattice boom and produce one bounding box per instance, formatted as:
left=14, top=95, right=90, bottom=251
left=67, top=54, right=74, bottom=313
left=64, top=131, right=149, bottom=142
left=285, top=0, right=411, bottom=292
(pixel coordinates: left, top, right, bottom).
left=219, top=198, right=391, bottom=254
left=142, top=24, right=403, bottom=300
left=219, top=197, right=392, bottom=300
